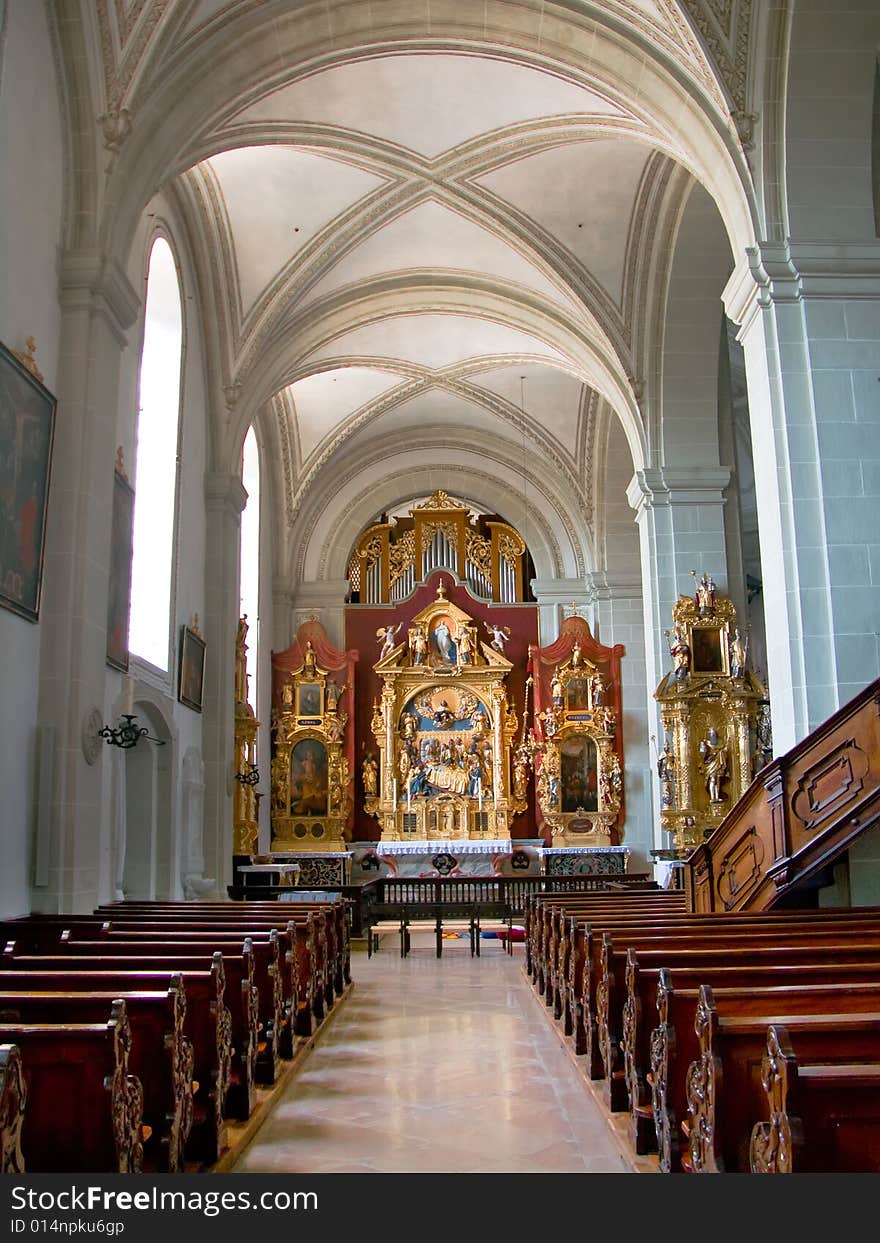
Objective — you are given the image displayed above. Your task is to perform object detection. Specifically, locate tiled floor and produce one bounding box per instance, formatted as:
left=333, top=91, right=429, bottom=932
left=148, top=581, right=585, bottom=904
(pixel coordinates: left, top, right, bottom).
left=231, top=931, right=629, bottom=1173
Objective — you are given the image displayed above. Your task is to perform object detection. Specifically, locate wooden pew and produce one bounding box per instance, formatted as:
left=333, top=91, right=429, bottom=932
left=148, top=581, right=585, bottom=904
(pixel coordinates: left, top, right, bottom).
left=750, top=1025, right=880, bottom=1173
left=596, top=929, right=880, bottom=1109
left=0, top=1000, right=143, bottom=1172
left=97, top=901, right=349, bottom=1004
left=4, top=941, right=258, bottom=1122
left=0, top=959, right=231, bottom=1164
left=93, top=914, right=322, bottom=1038
left=0, top=1044, right=26, bottom=1173
left=623, top=950, right=880, bottom=1159
left=0, top=979, right=191, bottom=1172
left=88, top=928, right=285, bottom=1083
left=680, top=986, right=880, bottom=1173
left=570, top=913, right=880, bottom=1081
left=95, top=906, right=338, bottom=1029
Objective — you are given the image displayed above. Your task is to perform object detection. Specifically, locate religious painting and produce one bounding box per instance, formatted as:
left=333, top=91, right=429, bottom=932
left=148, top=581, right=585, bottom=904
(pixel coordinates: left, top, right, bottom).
left=566, top=677, right=589, bottom=712
left=289, top=739, right=328, bottom=816
left=691, top=626, right=725, bottom=675
left=178, top=624, right=206, bottom=712
left=297, top=682, right=323, bottom=718
left=429, top=613, right=457, bottom=665
left=0, top=341, right=57, bottom=623
left=560, top=735, right=599, bottom=813
left=106, top=468, right=135, bottom=671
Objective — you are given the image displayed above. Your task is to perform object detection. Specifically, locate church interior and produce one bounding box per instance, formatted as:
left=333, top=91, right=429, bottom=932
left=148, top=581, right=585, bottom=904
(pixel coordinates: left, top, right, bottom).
left=1, top=0, right=880, bottom=1178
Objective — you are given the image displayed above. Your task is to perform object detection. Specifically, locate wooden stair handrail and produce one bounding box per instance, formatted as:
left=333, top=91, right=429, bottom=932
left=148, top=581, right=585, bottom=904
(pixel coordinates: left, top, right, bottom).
left=683, top=677, right=880, bottom=912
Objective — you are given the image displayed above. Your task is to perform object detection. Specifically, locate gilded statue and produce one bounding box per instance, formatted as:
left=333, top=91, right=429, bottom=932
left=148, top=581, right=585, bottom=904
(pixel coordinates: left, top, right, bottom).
left=456, top=624, right=475, bottom=664
left=590, top=671, right=607, bottom=707
left=666, top=621, right=691, bottom=683
left=656, top=735, right=675, bottom=808
left=362, top=753, right=378, bottom=798
left=551, top=669, right=564, bottom=709
left=570, top=639, right=584, bottom=668
left=326, top=680, right=345, bottom=711
left=408, top=625, right=427, bottom=666
left=303, top=639, right=317, bottom=672
left=729, top=627, right=748, bottom=679
left=699, top=728, right=728, bottom=803
left=692, top=570, right=717, bottom=616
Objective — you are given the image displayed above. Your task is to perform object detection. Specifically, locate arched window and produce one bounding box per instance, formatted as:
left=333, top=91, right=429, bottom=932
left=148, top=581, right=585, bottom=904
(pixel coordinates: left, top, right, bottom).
left=129, top=238, right=183, bottom=670
left=240, top=426, right=260, bottom=715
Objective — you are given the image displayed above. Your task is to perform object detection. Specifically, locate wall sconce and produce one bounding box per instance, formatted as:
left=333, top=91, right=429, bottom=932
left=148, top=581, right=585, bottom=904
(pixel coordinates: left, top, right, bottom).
left=235, top=763, right=260, bottom=787
left=99, top=713, right=165, bottom=749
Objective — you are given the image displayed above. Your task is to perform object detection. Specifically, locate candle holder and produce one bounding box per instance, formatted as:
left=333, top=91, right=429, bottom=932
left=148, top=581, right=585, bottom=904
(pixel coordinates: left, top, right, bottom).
left=235, top=763, right=260, bottom=786
left=99, top=714, right=165, bottom=749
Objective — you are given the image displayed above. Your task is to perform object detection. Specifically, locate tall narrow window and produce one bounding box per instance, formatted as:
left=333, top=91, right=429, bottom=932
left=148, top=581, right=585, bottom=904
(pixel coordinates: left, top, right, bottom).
left=240, top=426, right=260, bottom=717
left=129, top=238, right=183, bottom=669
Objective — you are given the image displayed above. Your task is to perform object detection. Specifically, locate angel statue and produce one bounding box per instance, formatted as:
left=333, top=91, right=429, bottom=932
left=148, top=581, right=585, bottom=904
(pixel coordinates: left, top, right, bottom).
left=484, top=621, right=511, bottom=653
left=376, top=623, right=403, bottom=660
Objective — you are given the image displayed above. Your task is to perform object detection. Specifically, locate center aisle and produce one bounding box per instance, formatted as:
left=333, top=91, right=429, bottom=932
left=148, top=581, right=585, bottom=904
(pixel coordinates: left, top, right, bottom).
left=231, top=933, right=629, bottom=1173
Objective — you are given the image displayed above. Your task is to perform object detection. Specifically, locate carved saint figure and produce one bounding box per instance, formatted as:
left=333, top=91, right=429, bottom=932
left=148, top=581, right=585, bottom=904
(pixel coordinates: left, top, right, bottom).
left=692, top=570, right=717, bottom=616
left=551, top=669, right=564, bottom=709
left=456, top=624, right=475, bottom=664
left=656, top=735, right=675, bottom=808
left=699, top=727, right=728, bottom=803
left=666, top=622, right=691, bottom=683
left=376, top=623, right=403, bottom=660
left=570, top=639, right=584, bottom=668
left=360, top=750, right=377, bottom=800
left=590, top=671, right=607, bottom=707
left=325, top=680, right=345, bottom=711
left=303, top=639, right=317, bottom=672
left=433, top=698, right=454, bottom=729
left=433, top=619, right=455, bottom=663
left=409, top=625, right=427, bottom=665
left=729, top=627, right=748, bottom=679
left=484, top=621, right=511, bottom=653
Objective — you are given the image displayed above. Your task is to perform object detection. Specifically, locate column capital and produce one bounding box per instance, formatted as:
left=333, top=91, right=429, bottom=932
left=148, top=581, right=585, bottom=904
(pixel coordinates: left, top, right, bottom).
left=585, top=570, right=643, bottom=602
left=626, top=467, right=731, bottom=513
left=724, top=240, right=880, bottom=332
left=205, top=472, right=248, bottom=516
left=531, top=577, right=588, bottom=604
left=59, top=249, right=141, bottom=344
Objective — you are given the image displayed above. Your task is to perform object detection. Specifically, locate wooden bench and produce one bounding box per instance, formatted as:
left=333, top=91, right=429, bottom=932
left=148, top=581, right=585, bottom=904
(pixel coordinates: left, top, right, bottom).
left=0, top=1044, right=26, bottom=1173
left=623, top=951, right=880, bottom=1160
left=680, top=986, right=880, bottom=1173
left=5, top=941, right=258, bottom=1122
left=0, top=958, right=231, bottom=1163
left=750, top=1025, right=880, bottom=1173
left=0, top=979, right=192, bottom=1172
left=596, top=929, right=880, bottom=1108
left=0, top=1000, right=143, bottom=1172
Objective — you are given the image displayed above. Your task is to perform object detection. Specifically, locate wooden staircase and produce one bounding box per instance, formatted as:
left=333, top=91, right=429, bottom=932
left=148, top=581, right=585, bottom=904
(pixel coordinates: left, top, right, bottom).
left=684, top=677, right=880, bottom=912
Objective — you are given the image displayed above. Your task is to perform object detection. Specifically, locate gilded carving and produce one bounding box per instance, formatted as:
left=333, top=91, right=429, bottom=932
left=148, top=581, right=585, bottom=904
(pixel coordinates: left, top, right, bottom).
left=655, top=577, right=766, bottom=849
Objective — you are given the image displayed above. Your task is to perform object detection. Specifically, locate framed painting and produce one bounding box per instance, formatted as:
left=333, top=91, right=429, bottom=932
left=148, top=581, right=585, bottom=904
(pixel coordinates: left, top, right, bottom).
left=178, top=624, right=206, bottom=712
left=106, top=468, right=135, bottom=670
left=691, top=625, right=726, bottom=675
left=297, top=681, right=323, bottom=718
left=289, top=739, right=328, bottom=815
left=0, top=340, right=57, bottom=622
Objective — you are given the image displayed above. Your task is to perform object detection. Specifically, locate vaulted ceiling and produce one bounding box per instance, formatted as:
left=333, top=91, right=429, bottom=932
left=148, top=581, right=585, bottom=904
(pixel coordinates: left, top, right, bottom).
left=72, top=1, right=756, bottom=572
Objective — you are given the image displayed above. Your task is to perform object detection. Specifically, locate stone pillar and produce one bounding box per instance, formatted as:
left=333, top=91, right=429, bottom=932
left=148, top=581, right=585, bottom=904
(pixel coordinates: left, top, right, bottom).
left=626, top=468, right=731, bottom=861
left=34, top=251, right=140, bottom=912
left=724, top=244, right=880, bottom=750
left=202, top=472, right=247, bottom=894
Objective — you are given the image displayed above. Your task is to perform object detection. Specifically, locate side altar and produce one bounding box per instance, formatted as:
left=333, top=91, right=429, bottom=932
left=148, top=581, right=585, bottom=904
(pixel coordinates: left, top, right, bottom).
left=366, top=578, right=525, bottom=842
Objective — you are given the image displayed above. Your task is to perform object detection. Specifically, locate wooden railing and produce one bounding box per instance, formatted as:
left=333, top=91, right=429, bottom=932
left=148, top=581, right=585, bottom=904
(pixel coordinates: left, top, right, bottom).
left=684, top=677, right=880, bottom=912
left=373, top=873, right=653, bottom=919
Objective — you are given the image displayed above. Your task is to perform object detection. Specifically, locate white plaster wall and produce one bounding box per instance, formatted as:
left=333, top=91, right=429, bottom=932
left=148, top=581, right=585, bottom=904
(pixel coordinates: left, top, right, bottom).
left=0, top=0, right=63, bottom=916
